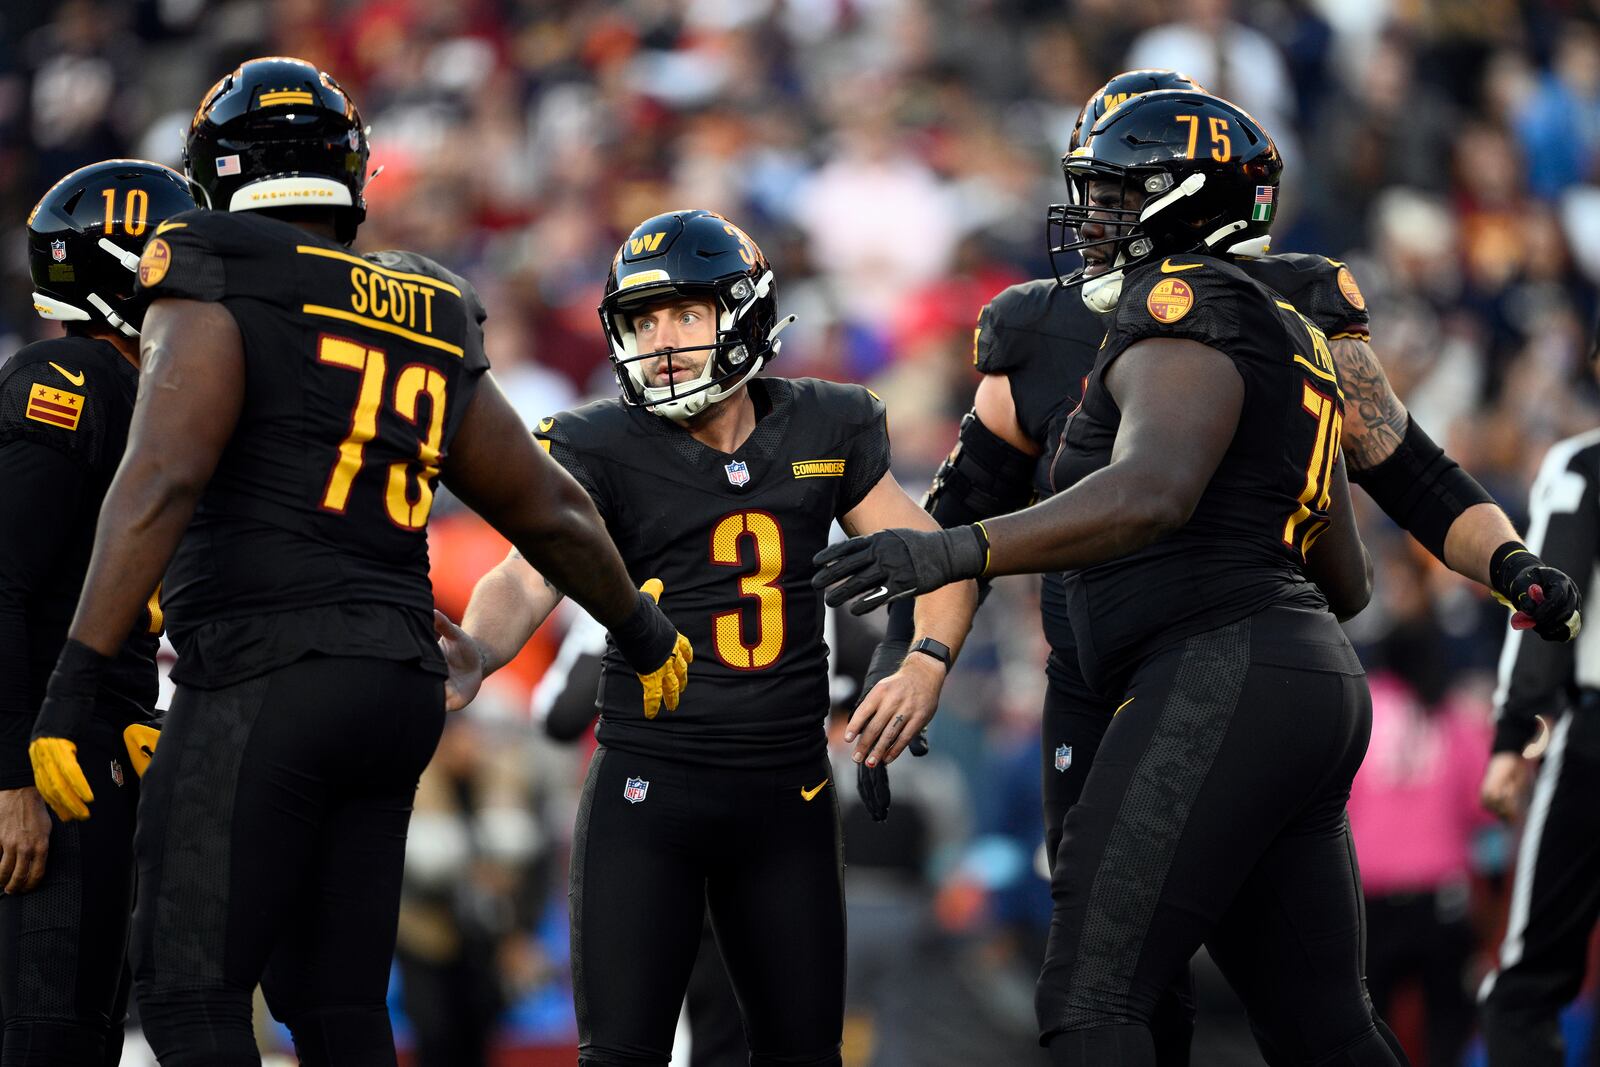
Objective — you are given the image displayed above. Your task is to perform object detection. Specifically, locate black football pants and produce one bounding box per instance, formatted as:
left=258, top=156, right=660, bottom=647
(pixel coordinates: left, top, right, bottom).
left=1479, top=706, right=1600, bottom=1067
left=571, top=747, right=844, bottom=1067
left=129, top=656, right=445, bottom=1067
left=0, top=723, right=135, bottom=1066
left=1037, top=606, right=1406, bottom=1067
left=1041, top=653, right=1195, bottom=1066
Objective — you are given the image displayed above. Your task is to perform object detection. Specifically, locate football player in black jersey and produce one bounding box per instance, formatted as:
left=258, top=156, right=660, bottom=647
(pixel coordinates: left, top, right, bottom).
left=26, top=58, right=690, bottom=1067
left=436, top=209, right=977, bottom=1067
left=816, top=90, right=1409, bottom=1066
left=0, top=159, right=196, bottom=1066
left=870, top=67, right=1584, bottom=1063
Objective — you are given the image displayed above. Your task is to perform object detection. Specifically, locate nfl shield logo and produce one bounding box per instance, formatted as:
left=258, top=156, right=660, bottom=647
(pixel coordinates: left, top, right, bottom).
left=724, top=460, right=750, bottom=487
left=110, top=759, right=124, bottom=787
left=1054, top=744, right=1072, bottom=773
left=50, top=240, right=66, bottom=263
left=623, top=776, right=649, bottom=803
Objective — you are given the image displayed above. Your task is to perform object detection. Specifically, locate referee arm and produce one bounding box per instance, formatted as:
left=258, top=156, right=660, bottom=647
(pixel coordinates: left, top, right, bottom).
left=1481, top=434, right=1599, bottom=819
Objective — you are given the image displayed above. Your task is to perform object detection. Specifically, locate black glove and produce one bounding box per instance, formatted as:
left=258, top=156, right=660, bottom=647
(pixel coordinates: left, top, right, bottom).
left=30, top=639, right=108, bottom=821
left=1491, top=542, right=1582, bottom=642
left=854, top=639, right=930, bottom=822
left=813, top=525, right=988, bottom=615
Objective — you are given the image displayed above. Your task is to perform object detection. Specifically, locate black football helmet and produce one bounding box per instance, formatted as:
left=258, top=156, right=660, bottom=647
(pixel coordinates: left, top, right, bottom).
left=184, top=56, right=370, bottom=243
left=1067, top=68, right=1207, bottom=153
left=599, top=210, right=794, bottom=421
left=28, top=159, right=204, bottom=336
left=1049, top=90, right=1282, bottom=312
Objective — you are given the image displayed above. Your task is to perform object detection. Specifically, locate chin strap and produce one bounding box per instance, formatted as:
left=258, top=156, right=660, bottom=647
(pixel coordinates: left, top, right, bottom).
left=85, top=294, right=138, bottom=338
left=96, top=237, right=141, bottom=272
left=767, top=314, right=797, bottom=355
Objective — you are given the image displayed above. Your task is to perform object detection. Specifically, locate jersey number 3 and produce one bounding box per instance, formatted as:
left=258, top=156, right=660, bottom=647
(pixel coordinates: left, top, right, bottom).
left=316, top=334, right=447, bottom=529
left=710, top=510, right=786, bottom=670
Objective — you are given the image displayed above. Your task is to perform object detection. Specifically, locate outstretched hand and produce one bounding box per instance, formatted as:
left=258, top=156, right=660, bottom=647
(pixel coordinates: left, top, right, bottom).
left=435, top=609, right=486, bottom=712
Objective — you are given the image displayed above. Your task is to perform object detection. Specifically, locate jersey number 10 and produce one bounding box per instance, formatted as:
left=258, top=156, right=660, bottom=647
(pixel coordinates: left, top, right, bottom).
left=316, top=334, right=447, bottom=530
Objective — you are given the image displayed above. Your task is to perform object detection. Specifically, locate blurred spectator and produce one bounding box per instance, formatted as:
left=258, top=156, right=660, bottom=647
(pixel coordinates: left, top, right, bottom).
left=1514, top=25, right=1600, bottom=200
left=398, top=715, right=552, bottom=1067
left=1349, top=557, right=1495, bottom=1067
left=1125, top=0, right=1301, bottom=163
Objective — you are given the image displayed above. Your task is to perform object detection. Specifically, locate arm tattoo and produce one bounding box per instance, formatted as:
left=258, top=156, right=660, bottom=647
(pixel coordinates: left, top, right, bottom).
left=1331, top=338, right=1408, bottom=471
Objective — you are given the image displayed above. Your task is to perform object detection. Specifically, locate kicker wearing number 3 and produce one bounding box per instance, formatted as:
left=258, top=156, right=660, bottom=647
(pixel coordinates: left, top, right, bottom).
left=437, top=209, right=976, bottom=1067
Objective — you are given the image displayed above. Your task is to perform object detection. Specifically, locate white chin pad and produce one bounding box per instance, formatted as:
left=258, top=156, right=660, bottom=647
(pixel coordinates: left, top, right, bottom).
left=1081, top=270, right=1125, bottom=314
left=31, top=292, right=91, bottom=322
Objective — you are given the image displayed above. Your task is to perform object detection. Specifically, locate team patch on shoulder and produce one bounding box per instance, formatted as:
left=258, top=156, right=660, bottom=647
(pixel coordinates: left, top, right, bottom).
left=26, top=383, right=84, bottom=430
left=1336, top=266, right=1365, bottom=310
left=1146, top=278, right=1195, bottom=324
left=139, top=238, right=171, bottom=287
left=792, top=459, right=845, bottom=479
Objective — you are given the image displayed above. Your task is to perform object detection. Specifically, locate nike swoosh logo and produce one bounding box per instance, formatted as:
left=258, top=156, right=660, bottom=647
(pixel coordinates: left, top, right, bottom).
left=800, top=779, right=829, bottom=802
left=48, top=362, right=85, bottom=386
left=1159, top=259, right=1204, bottom=273
left=154, top=220, right=187, bottom=236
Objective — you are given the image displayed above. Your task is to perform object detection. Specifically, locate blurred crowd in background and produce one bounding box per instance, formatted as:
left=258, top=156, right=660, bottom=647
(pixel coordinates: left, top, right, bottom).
left=5, top=0, right=1600, bottom=1063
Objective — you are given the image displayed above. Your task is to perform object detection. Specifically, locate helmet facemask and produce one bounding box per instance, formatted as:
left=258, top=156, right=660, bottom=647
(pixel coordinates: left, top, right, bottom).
left=1049, top=159, right=1209, bottom=313
left=603, top=269, right=792, bottom=422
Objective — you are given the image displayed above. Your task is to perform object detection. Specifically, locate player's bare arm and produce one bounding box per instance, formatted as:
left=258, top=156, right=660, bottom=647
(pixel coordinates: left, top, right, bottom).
left=1330, top=336, right=1408, bottom=472
left=1331, top=336, right=1552, bottom=620
left=838, top=470, right=978, bottom=766
left=972, top=372, right=1044, bottom=456
left=70, top=299, right=245, bottom=656
left=1333, top=334, right=1517, bottom=581
left=814, top=338, right=1244, bottom=610
left=437, top=549, right=565, bottom=712
left=983, top=339, right=1243, bottom=577
left=441, top=376, right=690, bottom=715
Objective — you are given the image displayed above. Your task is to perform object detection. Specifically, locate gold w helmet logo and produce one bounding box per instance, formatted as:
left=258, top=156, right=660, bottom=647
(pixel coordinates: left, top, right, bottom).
left=629, top=232, right=666, bottom=255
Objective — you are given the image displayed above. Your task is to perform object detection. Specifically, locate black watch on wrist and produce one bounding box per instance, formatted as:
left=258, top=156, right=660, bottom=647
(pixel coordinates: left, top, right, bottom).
left=909, top=637, right=951, bottom=667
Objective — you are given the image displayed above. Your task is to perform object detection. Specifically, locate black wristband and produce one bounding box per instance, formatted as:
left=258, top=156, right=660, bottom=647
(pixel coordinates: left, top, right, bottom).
left=910, top=637, right=951, bottom=666
left=46, top=639, right=109, bottom=703
left=609, top=592, right=678, bottom=675
left=1489, top=541, right=1535, bottom=601
left=1492, top=716, right=1538, bottom=756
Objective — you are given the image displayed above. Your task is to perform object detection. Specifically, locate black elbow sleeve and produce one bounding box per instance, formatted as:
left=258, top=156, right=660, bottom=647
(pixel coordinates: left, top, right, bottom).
left=923, top=409, right=1037, bottom=528
left=903, top=409, right=1035, bottom=634
left=1348, top=416, right=1496, bottom=562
